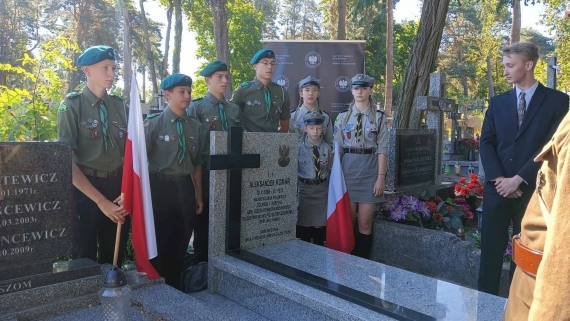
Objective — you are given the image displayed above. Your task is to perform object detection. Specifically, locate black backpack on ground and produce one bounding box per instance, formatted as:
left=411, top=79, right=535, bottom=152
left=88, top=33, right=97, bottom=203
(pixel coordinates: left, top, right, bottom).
left=180, top=261, right=208, bottom=293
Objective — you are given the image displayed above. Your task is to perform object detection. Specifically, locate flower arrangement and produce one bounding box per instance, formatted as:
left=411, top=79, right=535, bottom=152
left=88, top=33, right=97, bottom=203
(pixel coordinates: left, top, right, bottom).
left=462, top=137, right=480, bottom=150
left=424, top=196, right=474, bottom=230
left=455, top=173, right=483, bottom=198
left=382, top=195, right=430, bottom=222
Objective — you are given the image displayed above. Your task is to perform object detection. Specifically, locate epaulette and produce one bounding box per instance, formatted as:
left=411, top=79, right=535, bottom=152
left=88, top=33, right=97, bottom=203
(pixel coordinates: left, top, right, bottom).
left=337, top=108, right=349, bottom=114
left=110, top=94, right=125, bottom=100
left=321, top=110, right=329, bottom=116
left=188, top=115, right=202, bottom=124
left=240, top=81, right=251, bottom=87
left=191, top=97, right=203, bottom=102
left=146, top=113, right=160, bottom=119
left=290, top=109, right=297, bottom=114
left=65, top=92, right=80, bottom=99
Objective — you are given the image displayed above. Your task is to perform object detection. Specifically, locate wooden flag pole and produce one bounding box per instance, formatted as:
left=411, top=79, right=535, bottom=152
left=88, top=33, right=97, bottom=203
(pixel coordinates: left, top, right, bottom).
left=113, top=193, right=125, bottom=266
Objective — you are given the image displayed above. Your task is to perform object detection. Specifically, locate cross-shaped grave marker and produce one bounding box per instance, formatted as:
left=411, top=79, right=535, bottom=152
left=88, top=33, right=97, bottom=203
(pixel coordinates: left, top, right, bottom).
left=209, top=126, right=261, bottom=251
left=416, top=73, right=458, bottom=180
left=156, top=90, right=166, bottom=110
left=547, top=53, right=559, bottom=90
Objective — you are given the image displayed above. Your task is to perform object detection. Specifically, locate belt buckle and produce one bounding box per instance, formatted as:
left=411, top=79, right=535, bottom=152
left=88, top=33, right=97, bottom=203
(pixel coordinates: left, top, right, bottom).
left=97, top=171, right=108, bottom=178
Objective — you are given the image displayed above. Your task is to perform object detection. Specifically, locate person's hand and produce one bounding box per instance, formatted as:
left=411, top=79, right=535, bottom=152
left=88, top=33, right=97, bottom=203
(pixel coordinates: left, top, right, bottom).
left=374, top=175, right=385, bottom=197
left=496, top=176, right=523, bottom=197
left=506, top=189, right=523, bottom=199
left=98, top=199, right=126, bottom=224
left=113, top=195, right=130, bottom=217
left=196, top=198, right=204, bottom=215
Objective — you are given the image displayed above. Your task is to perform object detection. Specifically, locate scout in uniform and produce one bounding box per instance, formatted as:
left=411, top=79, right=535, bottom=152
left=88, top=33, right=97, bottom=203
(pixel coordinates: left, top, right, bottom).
left=504, top=4, right=570, bottom=319
left=145, top=74, right=205, bottom=288
left=297, top=111, right=332, bottom=246
left=187, top=60, right=240, bottom=264
left=333, top=74, right=388, bottom=259
left=230, top=48, right=290, bottom=133
left=289, top=76, right=333, bottom=145
left=57, top=45, right=130, bottom=265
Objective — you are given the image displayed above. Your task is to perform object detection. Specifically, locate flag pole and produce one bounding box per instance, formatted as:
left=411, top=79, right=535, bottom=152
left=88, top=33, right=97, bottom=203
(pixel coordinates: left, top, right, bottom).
left=113, top=192, right=125, bottom=266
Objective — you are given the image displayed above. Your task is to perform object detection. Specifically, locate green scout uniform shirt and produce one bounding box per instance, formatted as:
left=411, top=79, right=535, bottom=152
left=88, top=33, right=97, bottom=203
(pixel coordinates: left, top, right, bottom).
left=144, top=106, right=205, bottom=176
left=187, top=92, right=241, bottom=160
left=333, top=105, right=388, bottom=155
left=57, top=86, right=127, bottom=172
left=298, top=136, right=332, bottom=180
left=230, top=78, right=291, bottom=132
left=289, top=105, right=333, bottom=146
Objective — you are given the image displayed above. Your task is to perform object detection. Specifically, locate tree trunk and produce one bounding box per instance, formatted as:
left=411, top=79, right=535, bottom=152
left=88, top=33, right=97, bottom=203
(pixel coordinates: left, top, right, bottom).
left=142, top=66, right=146, bottom=102
left=384, top=0, right=394, bottom=116
left=337, top=0, right=346, bottom=40
left=172, top=0, right=182, bottom=74
left=211, top=0, right=232, bottom=97
left=139, top=0, right=158, bottom=98
left=458, top=46, right=468, bottom=97
left=392, top=0, right=450, bottom=129
left=163, top=0, right=173, bottom=78
left=486, top=55, right=495, bottom=98
left=122, top=6, right=132, bottom=98
left=510, top=0, right=521, bottom=44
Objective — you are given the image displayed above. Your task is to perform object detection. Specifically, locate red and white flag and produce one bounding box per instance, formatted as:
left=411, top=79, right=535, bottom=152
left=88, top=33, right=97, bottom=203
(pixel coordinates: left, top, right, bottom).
left=326, top=141, right=355, bottom=253
left=121, top=74, right=159, bottom=279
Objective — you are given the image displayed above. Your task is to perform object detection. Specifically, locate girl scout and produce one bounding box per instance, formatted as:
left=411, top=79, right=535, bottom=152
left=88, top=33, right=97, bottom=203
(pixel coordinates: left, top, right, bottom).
left=333, top=74, right=388, bottom=258
left=297, top=111, right=332, bottom=246
left=57, top=45, right=130, bottom=265
left=289, top=76, right=333, bottom=145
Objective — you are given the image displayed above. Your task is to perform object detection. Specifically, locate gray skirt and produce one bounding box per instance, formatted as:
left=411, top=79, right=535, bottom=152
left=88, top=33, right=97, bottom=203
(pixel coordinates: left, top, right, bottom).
left=341, top=153, right=384, bottom=203
left=297, top=180, right=328, bottom=227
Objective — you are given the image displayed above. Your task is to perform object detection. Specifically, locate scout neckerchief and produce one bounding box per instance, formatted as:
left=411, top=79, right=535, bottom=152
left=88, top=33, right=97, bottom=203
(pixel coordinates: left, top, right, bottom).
left=175, top=118, right=186, bottom=164
left=355, top=112, right=363, bottom=141
left=218, top=101, right=229, bottom=131
left=312, top=145, right=320, bottom=179
left=99, top=101, right=115, bottom=150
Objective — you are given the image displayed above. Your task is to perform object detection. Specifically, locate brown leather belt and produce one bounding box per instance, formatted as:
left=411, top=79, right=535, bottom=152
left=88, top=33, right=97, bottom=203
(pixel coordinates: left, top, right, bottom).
left=298, top=177, right=328, bottom=186
left=512, top=234, right=543, bottom=276
left=149, top=173, right=192, bottom=182
left=343, top=148, right=374, bottom=154
left=81, top=168, right=121, bottom=178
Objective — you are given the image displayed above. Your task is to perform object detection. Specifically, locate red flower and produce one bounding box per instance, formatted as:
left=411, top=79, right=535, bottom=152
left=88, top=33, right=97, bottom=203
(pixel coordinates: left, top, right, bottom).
left=461, top=187, right=470, bottom=196
left=426, top=201, right=438, bottom=214
left=476, top=186, right=484, bottom=196
left=467, top=183, right=476, bottom=189
left=459, top=177, right=466, bottom=184
left=433, top=213, right=444, bottom=222
left=470, top=173, right=478, bottom=180
left=455, top=185, right=462, bottom=193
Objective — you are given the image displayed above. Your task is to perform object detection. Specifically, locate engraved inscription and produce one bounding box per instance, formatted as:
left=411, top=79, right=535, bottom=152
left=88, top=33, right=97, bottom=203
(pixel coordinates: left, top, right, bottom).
left=0, top=280, right=32, bottom=294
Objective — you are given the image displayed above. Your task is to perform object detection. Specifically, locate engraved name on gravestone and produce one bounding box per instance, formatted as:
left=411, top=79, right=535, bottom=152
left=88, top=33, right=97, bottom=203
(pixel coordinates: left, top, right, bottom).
left=0, top=143, right=72, bottom=266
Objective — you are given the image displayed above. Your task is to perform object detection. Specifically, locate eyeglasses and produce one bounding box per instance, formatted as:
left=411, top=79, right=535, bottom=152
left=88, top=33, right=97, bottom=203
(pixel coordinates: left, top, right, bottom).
left=260, top=61, right=276, bottom=67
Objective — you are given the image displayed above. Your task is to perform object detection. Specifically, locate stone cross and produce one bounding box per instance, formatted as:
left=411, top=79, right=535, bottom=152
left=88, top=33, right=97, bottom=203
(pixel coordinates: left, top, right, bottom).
left=209, top=126, right=261, bottom=251
left=416, top=73, right=458, bottom=181
left=156, top=90, right=166, bottom=110
left=547, top=53, right=559, bottom=90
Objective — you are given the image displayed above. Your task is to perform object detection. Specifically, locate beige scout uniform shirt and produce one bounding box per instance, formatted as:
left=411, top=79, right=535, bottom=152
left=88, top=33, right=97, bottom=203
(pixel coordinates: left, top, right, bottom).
left=144, top=106, right=205, bottom=176
left=230, top=78, right=290, bottom=132
left=504, top=112, right=570, bottom=321
left=187, top=92, right=241, bottom=160
left=298, top=137, right=332, bottom=180
left=289, top=105, right=333, bottom=146
left=57, top=86, right=127, bottom=172
left=332, top=106, right=388, bottom=155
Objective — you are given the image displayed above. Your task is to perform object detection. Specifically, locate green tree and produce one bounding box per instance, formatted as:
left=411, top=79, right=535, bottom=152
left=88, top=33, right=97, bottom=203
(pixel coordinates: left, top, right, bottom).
left=254, top=0, right=280, bottom=39
left=542, top=0, right=570, bottom=91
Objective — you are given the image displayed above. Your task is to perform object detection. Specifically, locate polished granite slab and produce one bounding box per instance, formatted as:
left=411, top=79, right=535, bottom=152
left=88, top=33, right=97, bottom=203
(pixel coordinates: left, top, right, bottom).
left=248, top=240, right=507, bottom=321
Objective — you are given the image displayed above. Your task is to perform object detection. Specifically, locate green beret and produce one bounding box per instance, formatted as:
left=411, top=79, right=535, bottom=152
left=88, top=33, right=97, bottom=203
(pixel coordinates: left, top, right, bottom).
left=250, top=49, right=275, bottom=64
left=200, top=60, right=228, bottom=77
left=298, top=76, right=320, bottom=89
left=351, top=74, right=375, bottom=88
left=161, top=74, right=193, bottom=90
left=77, top=46, right=115, bottom=66
left=303, top=111, right=325, bottom=125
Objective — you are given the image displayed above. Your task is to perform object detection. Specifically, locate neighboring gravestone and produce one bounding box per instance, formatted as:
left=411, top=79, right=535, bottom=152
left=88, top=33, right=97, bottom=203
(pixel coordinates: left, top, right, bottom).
left=0, top=142, right=101, bottom=320
left=386, top=128, right=436, bottom=192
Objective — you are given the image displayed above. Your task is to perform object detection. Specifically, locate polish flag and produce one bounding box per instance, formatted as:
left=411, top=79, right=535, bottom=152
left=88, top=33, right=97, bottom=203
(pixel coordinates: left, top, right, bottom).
left=326, top=141, right=355, bottom=253
left=121, top=74, right=159, bottom=279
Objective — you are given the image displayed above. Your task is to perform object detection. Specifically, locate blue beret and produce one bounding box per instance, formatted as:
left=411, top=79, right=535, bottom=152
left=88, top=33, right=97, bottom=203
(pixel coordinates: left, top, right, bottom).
left=250, top=49, right=275, bottom=64
left=77, top=46, right=115, bottom=66
left=298, top=76, right=320, bottom=89
left=303, top=111, right=325, bottom=125
left=161, top=74, right=193, bottom=90
left=199, top=60, right=228, bottom=77
left=351, top=74, right=375, bottom=88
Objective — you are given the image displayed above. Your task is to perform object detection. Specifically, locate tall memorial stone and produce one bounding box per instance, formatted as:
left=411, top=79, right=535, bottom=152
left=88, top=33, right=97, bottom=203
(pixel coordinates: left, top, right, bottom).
left=0, top=143, right=101, bottom=320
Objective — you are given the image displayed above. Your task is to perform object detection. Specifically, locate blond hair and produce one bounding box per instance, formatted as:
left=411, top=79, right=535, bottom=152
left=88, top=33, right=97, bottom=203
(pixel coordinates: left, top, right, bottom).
left=502, top=42, right=539, bottom=69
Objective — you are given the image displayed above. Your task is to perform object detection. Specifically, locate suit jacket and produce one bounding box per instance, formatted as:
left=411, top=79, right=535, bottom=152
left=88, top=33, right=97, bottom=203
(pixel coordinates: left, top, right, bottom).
left=480, top=83, right=568, bottom=193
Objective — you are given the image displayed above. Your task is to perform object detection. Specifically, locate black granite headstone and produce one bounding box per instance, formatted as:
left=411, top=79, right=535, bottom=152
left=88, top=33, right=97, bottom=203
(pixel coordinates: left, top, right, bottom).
left=0, top=143, right=100, bottom=297
left=397, top=134, right=436, bottom=186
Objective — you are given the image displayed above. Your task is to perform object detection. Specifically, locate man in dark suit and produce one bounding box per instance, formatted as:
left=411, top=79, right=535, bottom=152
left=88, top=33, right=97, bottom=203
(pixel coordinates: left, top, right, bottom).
left=479, top=42, right=569, bottom=296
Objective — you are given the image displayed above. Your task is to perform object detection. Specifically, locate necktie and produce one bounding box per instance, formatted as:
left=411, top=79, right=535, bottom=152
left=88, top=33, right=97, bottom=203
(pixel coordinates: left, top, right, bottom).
left=264, top=87, right=272, bottom=115
left=518, top=92, right=526, bottom=127
left=175, top=118, right=186, bottom=164
left=99, top=101, right=115, bottom=151
left=355, top=112, right=363, bottom=141
left=219, top=102, right=228, bottom=131
left=312, top=145, right=320, bottom=179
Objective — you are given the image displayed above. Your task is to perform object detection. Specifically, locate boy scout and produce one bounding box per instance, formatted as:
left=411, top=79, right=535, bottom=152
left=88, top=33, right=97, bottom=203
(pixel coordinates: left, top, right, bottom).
left=504, top=5, right=570, bottom=319
left=297, top=111, right=332, bottom=246
left=187, top=60, right=240, bottom=264
left=333, top=74, right=388, bottom=258
left=230, top=48, right=291, bottom=132
left=145, top=74, right=205, bottom=288
left=57, top=45, right=130, bottom=265
left=289, top=76, right=333, bottom=145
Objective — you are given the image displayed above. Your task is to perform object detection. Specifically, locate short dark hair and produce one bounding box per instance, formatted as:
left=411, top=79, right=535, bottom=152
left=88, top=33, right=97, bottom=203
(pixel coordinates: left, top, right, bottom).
left=502, top=42, right=539, bottom=69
